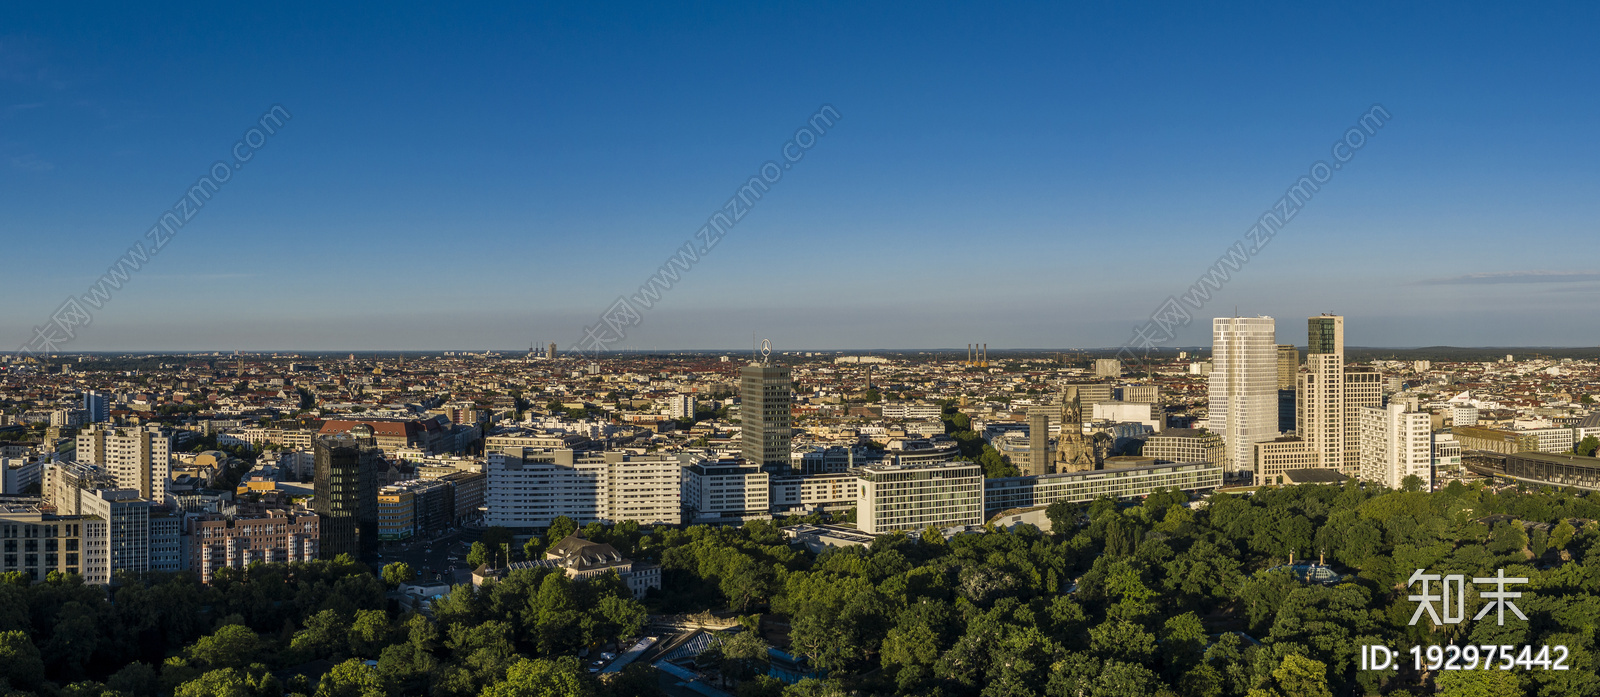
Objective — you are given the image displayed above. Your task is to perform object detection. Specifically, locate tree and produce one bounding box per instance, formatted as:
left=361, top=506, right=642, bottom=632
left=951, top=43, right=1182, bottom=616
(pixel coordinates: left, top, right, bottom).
left=523, top=536, right=546, bottom=561
left=1435, top=668, right=1525, bottom=697
left=1401, top=474, right=1424, bottom=492
left=547, top=516, right=578, bottom=542
left=481, top=526, right=515, bottom=564
left=717, top=630, right=773, bottom=684
left=289, top=609, right=350, bottom=662
left=735, top=675, right=785, bottom=697
left=349, top=609, right=392, bottom=659
left=467, top=541, right=490, bottom=570
left=481, top=657, right=590, bottom=697
left=174, top=668, right=257, bottom=697
left=978, top=445, right=1019, bottom=478
left=1577, top=435, right=1599, bottom=457
left=185, top=624, right=262, bottom=671
left=381, top=562, right=415, bottom=587
left=107, top=662, right=160, bottom=697
left=0, top=630, right=44, bottom=690
left=595, top=595, right=648, bottom=641
left=316, top=659, right=387, bottom=697
left=1045, top=500, right=1080, bottom=534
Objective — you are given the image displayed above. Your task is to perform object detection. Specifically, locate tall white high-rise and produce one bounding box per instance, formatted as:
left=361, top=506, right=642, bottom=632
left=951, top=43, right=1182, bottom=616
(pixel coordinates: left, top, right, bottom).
left=1209, top=317, right=1279, bottom=474
left=1358, top=403, right=1433, bottom=490
left=668, top=394, right=697, bottom=420
left=75, top=424, right=173, bottom=503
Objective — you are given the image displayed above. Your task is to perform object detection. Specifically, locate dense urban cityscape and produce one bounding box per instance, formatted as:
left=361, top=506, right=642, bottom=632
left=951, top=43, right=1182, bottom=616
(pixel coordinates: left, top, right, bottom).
left=1, top=314, right=1598, bottom=695
left=6, top=3, right=1598, bottom=697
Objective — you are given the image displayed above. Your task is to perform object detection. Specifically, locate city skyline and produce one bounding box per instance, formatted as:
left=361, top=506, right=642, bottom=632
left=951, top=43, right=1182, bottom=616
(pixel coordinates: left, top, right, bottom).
left=3, top=4, right=1599, bottom=351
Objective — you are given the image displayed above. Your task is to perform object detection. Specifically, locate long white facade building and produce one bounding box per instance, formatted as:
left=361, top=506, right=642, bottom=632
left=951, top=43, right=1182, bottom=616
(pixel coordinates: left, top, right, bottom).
left=484, top=449, right=683, bottom=529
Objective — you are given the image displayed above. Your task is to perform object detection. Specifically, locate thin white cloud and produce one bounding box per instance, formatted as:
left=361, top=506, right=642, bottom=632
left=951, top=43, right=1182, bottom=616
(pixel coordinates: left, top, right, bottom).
left=1415, top=271, right=1600, bottom=286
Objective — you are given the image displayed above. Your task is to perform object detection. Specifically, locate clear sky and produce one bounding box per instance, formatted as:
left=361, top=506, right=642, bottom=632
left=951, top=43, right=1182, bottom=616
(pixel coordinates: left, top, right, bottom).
left=3, top=2, right=1597, bottom=352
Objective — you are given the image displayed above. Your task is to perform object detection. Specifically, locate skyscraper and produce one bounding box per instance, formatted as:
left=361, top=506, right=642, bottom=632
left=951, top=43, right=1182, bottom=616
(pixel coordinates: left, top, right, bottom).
left=1275, top=345, right=1299, bottom=390
left=740, top=360, right=793, bottom=470
left=314, top=428, right=382, bottom=559
left=1026, top=411, right=1052, bottom=476
left=1275, top=344, right=1298, bottom=432
left=1209, top=317, right=1278, bottom=474
left=1298, top=315, right=1345, bottom=473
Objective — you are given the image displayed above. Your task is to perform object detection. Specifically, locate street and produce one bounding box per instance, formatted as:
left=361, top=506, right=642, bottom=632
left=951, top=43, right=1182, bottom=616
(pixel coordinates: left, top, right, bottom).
left=363, top=526, right=476, bottom=586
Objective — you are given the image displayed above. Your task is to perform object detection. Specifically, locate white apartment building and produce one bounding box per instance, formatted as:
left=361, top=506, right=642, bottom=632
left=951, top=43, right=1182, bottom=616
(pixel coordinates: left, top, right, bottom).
left=668, top=394, right=697, bottom=420
left=855, top=462, right=983, bottom=535
left=76, top=425, right=174, bottom=503
left=1358, top=404, right=1433, bottom=490
left=881, top=403, right=942, bottom=421
left=1209, top=317, right=1279, bottom=474
left=683, top=459, right=769, bottom=523
left=42, top=465, right=147, bottom=584
left=485, top=449, right=684, bottom=529
left=1450, top=406, right=1479, bottom=427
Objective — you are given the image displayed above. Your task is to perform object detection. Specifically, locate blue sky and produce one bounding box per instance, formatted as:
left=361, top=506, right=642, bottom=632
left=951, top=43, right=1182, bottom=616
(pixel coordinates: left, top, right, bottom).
left=2, top=2, right=1597, bottom=352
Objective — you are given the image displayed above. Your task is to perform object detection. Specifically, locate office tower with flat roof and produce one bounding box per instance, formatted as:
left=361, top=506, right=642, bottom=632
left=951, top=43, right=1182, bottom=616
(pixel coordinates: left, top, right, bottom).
left=1276, top=344, right=1298, bottom=433
left=1026, top=411, right=1052, bottom=476
left=1298, top=315, right=1345, bottom=473
left=1276, top=345, right=1299, bottom=390
left=1208, top=317, right=1278, bottom=474
left=1145, top=429, right=1226, bottom=466
left=314, top=429, right=383, bottom=559
left=740, top=361, right=792, bottom=470
left=1061, top=383, right=1113, bottom=410
left=82, top=391, right=109, bottom=424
